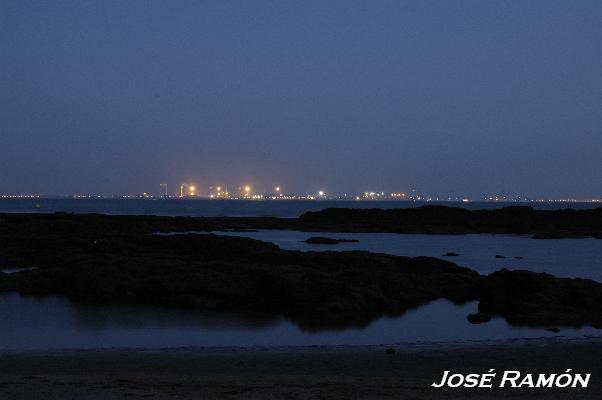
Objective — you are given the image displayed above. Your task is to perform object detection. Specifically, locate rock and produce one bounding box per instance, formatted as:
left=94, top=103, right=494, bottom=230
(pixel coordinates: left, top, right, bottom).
left=298, top=206, right=602, bottom=238
left=495, top=255, right=505, bottom=259
left=443, top=252, right=459, bottom=257
left=532, top=234, right=555, bottom=239
left=467, top=313, right=492, bottom=324
left=478, top=269, right=602, bottom=328
left=304, top=237, right=359, bottom=244
left=514, top=256, right=523, bottom=259
left=6, top=205, right=602, bottom=238
left=385, top=348, right=396, bottom=355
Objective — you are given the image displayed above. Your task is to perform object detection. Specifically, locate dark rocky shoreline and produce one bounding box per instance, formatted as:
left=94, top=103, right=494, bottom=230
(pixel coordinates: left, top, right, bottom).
left=297, top=206, right=602, bottom=238
left=1, top=209, right=602, bottom=330
left=3, top=204, right=602, bottom=237
left=304, top=236, right=360, bottom=244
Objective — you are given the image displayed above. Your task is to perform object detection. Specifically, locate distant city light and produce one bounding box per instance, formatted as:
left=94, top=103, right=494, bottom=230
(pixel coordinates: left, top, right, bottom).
left=26, top=182, right=597, bottom=203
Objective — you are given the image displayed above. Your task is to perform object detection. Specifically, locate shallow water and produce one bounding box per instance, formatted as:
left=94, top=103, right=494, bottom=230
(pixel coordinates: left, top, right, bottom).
left=1, top=293, right=598, bottom=352
left=213, top=230, right=602, bottom=281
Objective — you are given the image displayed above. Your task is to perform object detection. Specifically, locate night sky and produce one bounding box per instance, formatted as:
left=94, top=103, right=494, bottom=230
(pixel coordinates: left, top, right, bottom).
left=2, top=1, right=601, bottom=197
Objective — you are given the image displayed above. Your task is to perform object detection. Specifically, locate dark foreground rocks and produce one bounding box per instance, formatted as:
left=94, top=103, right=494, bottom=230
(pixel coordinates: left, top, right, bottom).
left=1, top=213, right=602, bottom=330
left=479, top=269, right=602, bottom=328
left=0, top=215, right=480, bottom=329
left=466, top=312, right=492, bottom=324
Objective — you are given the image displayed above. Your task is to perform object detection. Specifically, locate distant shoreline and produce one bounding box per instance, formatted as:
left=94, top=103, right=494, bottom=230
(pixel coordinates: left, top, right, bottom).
left=3, top=204, right=602, bottom=238
left=1, top=198, right=601, bottom=220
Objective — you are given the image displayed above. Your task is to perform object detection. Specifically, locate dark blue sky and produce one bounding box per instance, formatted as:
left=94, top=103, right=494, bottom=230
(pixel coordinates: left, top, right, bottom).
left=2, top=1, right=601, bottom=197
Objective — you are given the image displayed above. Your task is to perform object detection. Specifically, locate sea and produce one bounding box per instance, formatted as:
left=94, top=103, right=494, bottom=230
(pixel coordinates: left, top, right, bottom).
left=0, top=198, right=600, bottom=217
left=0, top=198, right=601, bottom=351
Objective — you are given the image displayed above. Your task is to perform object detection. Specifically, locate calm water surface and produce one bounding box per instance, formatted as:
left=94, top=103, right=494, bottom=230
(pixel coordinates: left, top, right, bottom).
left=1, top=293, right=599, bottom=352
left=214, top=230, right=602, bottom=281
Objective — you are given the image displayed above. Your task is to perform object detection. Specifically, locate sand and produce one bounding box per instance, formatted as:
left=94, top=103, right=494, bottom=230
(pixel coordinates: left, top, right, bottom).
left=1, top=338, right=602, bottom=399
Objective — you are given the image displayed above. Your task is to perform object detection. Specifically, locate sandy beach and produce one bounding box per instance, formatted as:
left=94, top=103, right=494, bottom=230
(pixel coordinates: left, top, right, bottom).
left=1, top=338, right=601, bottom=399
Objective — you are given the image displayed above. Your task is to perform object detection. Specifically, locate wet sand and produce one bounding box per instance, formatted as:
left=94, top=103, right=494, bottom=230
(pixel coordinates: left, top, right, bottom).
left=1, top=338, right=601, bottom=399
